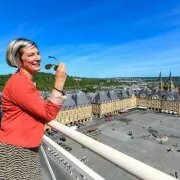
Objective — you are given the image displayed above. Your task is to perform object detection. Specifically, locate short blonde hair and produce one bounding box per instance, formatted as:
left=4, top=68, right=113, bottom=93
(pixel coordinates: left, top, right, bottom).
left=6, top=38, right=37, bottom=68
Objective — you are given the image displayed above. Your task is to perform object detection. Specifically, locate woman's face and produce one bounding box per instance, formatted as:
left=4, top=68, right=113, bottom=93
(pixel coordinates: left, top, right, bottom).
left=20, top=46, right=41, bottom=75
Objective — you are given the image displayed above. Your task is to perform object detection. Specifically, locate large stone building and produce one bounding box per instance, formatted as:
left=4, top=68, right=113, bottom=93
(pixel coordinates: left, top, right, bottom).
left=89, top=90, right=136, bottom=117
left=136, top=89, right=180, bottom=114
left=55, top=92, right=92, bottom=126
left=51, top=90, right=137, bottom=127
left=50, top=89, right=180, bottom=128
left=135, top=71, right=180, bottom=114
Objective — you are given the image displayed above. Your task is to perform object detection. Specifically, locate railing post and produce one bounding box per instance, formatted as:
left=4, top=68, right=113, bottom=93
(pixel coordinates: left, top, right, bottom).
left=40, top=146, right=57, bottom=180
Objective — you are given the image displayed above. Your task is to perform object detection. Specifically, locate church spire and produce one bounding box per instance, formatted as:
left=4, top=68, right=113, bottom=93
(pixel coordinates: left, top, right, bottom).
left=159, top=71, right=161, bottom=80
left=159, top=71, right=163, bottom=91
left=168, top=69, right=174, bottom=91
left=169, top=69, right=172, bottom=80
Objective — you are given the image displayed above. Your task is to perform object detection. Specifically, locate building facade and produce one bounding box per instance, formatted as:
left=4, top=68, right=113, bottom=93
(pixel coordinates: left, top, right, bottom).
left=55, top=92, right=92, bottom=126
left=136, top=90, right=180, bottom=114
left=90, top=90, right=136, bottom=117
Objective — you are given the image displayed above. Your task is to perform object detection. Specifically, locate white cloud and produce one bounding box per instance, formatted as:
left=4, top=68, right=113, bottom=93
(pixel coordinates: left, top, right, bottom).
left=2, top=27, right=180, bottom=77
left=39, top=27, right=180, bottom=77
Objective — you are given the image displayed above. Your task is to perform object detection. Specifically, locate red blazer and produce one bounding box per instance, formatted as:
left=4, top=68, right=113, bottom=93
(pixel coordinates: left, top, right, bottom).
left=0, top=70, right=61, bottom=148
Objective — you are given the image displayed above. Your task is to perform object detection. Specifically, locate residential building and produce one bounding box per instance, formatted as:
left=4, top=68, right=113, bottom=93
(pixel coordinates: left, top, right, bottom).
left=136, top=89, right=180, bottom=114
left=55, top=92, right=92, bottom=126
left=91, top=90, right=136, bottom=117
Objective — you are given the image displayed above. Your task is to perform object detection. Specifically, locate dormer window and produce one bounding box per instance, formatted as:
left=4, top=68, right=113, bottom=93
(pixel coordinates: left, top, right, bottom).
left=166, top=96, right=174, bottom=101
left=152, top=95, right=159, bottom=100
left=140, top=94, right=146, bottom=98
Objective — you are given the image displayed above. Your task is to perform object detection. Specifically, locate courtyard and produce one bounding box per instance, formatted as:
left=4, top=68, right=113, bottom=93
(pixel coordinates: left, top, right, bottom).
left=45, top=111, right=180, bottom=180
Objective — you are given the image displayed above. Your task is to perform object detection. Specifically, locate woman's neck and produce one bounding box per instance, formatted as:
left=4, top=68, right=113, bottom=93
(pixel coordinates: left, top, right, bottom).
left=20, top=68, right=34, bottom=81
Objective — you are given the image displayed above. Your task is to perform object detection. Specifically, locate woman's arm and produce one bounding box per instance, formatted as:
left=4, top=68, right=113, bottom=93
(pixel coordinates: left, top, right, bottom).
left=10, top=79, right=66, bottom=122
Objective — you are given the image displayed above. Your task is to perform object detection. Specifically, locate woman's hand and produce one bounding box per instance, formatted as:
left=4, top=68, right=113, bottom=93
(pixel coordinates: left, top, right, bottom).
left=54, top=62, right=67, bottom=91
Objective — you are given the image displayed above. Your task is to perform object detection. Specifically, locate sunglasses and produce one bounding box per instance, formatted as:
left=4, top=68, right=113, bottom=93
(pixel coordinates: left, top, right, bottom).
left=45, top=64, right=58, bottom=71
left=45, top=56, right=59, bottom=71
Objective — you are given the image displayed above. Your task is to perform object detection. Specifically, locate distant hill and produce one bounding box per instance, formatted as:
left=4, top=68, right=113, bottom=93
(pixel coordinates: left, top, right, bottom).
left=1, top=72, right=180, bottom=92
left=0, top=72, right=122, bottom=92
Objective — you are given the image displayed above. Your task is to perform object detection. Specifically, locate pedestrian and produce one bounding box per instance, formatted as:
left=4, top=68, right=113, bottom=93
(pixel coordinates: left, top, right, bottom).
left=0, top=38, right=67, bottom=179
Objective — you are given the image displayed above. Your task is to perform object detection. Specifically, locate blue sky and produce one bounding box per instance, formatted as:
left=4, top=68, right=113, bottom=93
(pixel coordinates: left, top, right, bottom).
left=0, top=0, right=180, bottom=77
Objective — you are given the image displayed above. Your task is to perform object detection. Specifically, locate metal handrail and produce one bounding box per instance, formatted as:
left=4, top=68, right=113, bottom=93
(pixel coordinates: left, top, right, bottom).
left=40, top=146, right=57, bottom=180
left=47, top=120, right=177, bottom=180
left=43, top=135, right=105, bottom=180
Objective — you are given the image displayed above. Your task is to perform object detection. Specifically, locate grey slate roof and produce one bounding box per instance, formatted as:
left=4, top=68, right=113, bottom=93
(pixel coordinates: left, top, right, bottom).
left=148, top=90, right=180, bottom=101
left=119, top=90, right=129, bottom=99
left=117, top=93, right=124, bottom=100
left=174, top=82, right=180, bottom=88
left=107, top=91, right=120, bottom=101
left=93, top=91, right=111, bottom=103
left=86, top=92, right=96, bottom=102
left=72, top=92, right=91, bottom=107
left=162, top=91, right=180, bottom=101
left=114, top=91, right=124, bottom=100
left=62, top=94, right=77, bottom=109
left=133, top=90, right=140, bottom=95
left=137, top=89, right=152, bottom=98
left=126, top=89, right=133, bottom=96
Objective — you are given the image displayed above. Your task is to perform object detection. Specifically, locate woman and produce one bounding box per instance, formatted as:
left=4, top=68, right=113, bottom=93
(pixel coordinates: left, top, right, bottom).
left=0, top=38, right=67, bottom=179
left=0, top=96, right=2, bottom=124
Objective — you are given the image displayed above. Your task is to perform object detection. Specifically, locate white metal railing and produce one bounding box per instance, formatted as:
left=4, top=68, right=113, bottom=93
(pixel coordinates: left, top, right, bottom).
left=43, top=135, right=105, bottom=180
left=45, top=120, right=177, bottom=180
left=40, top=146, right=57, bottom=180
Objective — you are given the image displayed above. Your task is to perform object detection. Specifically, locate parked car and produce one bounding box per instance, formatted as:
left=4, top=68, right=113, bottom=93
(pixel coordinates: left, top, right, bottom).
left=65, top=147, right=72, bottom=151
left=60, top=137, right=66, bottom=142
left=87, top=128, right=97, bottom=132
left=106, top=116, right=112, bottom=121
